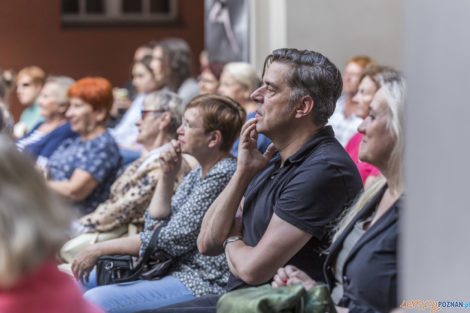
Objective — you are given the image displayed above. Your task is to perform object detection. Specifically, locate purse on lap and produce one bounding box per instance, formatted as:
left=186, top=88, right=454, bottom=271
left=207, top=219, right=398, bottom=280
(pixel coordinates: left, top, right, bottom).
left=95, top=225, right=174, bottom=285
left=216, top=284, right=336, bottom=313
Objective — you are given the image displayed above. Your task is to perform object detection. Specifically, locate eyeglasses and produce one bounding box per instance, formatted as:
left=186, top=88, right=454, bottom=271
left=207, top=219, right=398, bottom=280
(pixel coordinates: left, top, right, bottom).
left=141, top=109, right=165, bottom=120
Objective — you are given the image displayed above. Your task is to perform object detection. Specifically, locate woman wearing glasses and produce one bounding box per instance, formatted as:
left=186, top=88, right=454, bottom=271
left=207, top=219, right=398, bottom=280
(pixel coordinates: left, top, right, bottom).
left=60, top=90, right=192, bottom=263
left=72, top=94, right=245, bottom=313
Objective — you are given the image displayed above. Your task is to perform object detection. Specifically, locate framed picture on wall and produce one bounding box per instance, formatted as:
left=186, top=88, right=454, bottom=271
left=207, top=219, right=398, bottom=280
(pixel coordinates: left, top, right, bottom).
left=204, top=0, right=249, bottom=62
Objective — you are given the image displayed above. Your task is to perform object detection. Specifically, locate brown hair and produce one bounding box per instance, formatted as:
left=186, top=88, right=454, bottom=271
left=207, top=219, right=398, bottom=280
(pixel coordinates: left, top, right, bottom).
left=16, top=66, right=46, bottom=86
left=186, top=94, right=246, bottom=152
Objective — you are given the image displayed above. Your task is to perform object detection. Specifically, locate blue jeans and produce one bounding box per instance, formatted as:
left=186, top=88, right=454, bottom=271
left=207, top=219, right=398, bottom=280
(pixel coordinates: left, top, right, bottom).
left=83, top=270, right=194, bottom=313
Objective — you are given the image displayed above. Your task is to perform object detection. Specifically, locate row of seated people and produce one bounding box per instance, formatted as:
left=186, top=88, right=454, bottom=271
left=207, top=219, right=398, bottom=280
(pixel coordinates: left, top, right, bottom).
left=0, top=47, right=404, bottom=313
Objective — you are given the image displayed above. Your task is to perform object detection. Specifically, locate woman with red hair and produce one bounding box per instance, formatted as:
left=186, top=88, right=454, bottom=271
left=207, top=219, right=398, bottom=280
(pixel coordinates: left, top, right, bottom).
left=46, top=77, right=121, bottom=216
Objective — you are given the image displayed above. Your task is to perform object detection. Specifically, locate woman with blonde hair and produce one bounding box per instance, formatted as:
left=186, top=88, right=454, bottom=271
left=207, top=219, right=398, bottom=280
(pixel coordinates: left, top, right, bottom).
left=0, top=135, right=102, bottom=313
left=217, top=62, right=271, bottom=156
left=272, top=70, right=405, bottom=313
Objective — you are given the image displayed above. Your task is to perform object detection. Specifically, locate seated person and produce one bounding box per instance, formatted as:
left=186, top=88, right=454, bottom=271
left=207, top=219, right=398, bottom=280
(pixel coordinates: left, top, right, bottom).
left=14, top=66, right=46, bottom=137
left=60, top=90, right=193, bottom=263
left=146, top=48, right=363, bottom=313
left=329, top=56, right=375, bottom=146
left=150, top=38, right=200, bottom=107
left=16, top=76, right=78, bottom=167
left=0, top=135, right=103, bottom=313
left=217, top=62, right=271, bottom=156
left=198, top=62, right=226, bottom=95
left=109, top=55, right=158, bottom=152
left=345, top=65, right=397, bottom=188
left=71, top=94, right=245, bottom=313
left=272, top=70, right=405, bottom=313
left=45, top=77, right=121, bottom=216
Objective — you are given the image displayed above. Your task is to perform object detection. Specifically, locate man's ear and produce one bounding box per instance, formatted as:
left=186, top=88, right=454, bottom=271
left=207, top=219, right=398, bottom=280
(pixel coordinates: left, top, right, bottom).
left=207, top=130, right=223, bottom=149
left=295, top=95, right=314, bottom=118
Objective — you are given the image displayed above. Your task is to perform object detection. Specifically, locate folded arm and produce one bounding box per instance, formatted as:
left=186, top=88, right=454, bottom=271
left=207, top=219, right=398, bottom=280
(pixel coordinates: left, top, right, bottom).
left=48, top=168, right=99, bottom=201
left=225, top=213, right=312, bottom=285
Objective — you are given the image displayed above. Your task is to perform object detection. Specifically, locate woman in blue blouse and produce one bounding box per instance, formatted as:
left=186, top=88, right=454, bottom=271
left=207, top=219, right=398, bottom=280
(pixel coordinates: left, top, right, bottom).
left=46, top=77, right=121, bottom=216
left=16, top=76, right=78, bottom=166
left=71, top=94, right=245, bottom=313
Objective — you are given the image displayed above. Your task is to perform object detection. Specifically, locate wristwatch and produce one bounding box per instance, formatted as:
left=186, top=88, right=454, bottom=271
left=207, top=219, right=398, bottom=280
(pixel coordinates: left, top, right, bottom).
left=223, top=236, right=242, bottom=249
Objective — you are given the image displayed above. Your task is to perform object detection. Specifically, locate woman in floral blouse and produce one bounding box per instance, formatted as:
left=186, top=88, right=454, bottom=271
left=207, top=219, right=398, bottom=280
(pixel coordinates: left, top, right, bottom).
left=46, top=77, right=121, bottom=216
left=60, top=90, right=193, bottom=263
left=72, top=94, right=246, bottom=313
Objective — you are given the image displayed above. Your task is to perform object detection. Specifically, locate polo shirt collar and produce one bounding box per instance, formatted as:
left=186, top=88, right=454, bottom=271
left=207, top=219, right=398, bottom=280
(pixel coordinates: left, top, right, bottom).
left=275, top=125, right=334, bottom=166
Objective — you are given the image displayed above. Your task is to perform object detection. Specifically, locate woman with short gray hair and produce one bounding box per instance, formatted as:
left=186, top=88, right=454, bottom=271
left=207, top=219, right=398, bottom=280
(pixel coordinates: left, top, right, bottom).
left=16, top=76, right=78, bottom=166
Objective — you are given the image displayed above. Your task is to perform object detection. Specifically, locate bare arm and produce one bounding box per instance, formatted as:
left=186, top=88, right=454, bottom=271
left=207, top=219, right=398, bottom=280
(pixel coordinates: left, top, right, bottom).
left=48, top=168, right=99, bottom=201
left=148, top=140, right=182, bottom=219
left=71, top=234, right=141, bottom=283
left=224, top=213, right=312, bottom=285
left=197, top=119, right=276, bottom=256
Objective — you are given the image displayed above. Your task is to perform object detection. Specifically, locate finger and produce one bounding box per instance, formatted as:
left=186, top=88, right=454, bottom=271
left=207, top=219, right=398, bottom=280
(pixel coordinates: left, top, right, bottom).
left=272, top=273, right=285, bottom=287
left=272, top=275, right=284, bottom=288
left=263, top=143, right=277, bottom=160
left=284, top=264, right=300, bottom=276
left=240, top=119, right=257, bottom=138
left=240, top=122, right=257, bottom=144
left=286, top=276, right=304, bottom=286
left=275, top=267, right=289, bottom=283
left=171, top=139, right=181, bottom=153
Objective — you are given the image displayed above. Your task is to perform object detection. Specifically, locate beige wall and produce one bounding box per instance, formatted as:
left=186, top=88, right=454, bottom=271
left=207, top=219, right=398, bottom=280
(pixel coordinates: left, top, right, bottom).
left=402, top=0, right=470, bottom=302
left=251, top=0, right=402, bottom=72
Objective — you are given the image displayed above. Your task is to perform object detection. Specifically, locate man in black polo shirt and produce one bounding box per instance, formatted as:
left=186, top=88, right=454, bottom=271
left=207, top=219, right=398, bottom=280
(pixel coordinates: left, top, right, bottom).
left=138, top=49, right=362, bottom=313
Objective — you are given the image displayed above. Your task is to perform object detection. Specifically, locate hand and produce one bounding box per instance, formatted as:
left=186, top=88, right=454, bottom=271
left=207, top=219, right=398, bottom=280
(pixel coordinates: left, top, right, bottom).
left=159, top=140, right=182, bottom=177
left=272, top=265, right=317, bottom=290
left=237, top=118, right=277, bottom=175
left=71, top=246, right=101, bottom=284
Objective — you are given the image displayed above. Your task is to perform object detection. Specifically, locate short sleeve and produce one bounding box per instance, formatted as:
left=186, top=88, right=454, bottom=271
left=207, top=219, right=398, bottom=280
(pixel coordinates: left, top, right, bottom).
left=76, top=135, right=120, bottom=182
left=274, top=161, right=353, bottom=238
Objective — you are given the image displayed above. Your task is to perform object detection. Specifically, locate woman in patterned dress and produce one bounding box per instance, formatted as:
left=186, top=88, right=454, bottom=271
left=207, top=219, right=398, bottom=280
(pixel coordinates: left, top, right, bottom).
left=45, top=77, right=121, bottom=216
left=72, top=94, right=246, bottom=313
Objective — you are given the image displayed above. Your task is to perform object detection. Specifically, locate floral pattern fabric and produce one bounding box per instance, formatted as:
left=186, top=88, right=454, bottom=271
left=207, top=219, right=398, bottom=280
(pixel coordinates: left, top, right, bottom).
left=139, top=157, right=237, bottom=297
left=47, top=131, right=121, bottom=215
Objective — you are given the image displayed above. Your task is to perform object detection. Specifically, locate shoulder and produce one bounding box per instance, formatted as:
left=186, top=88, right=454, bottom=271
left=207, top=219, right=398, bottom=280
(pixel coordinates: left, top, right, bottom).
left=207, top=157, right=237, bottom=178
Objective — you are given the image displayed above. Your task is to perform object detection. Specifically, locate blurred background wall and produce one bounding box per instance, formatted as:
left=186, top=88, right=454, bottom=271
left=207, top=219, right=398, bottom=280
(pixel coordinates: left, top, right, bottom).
left=0, top=0, right=204, bottom=120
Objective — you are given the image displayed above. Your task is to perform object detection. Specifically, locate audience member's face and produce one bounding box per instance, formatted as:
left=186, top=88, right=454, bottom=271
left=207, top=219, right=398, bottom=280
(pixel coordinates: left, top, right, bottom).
left=66, top=97, right=102, bottom=136
left=135, top=102, right=164, bottom=147
left=199, top=69, right=219, bottom=95
left=37, top=82, right=64, bottom=119
left=134, top=46, right=152, bottom=62
left=177, top=107, right=211, bottom=157
left=150, top=46, right=166, bottom=87
left=352, top=76, right=378, bottom=119
left=16, top=75, right=42, bottom=106
left=342, top=62, right=362, bottom=94
left=358, top=88, right=396, bottom=169
left=132, top=63, right=157, bottom=94
left=217, top=71, right=247, bottom=105
left=250, top=61, right=292, bottom=136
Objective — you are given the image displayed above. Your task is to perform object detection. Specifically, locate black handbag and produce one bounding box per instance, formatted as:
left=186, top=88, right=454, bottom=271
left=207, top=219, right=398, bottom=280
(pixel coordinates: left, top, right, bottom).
left=96, top=225, right=174, bottom=285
